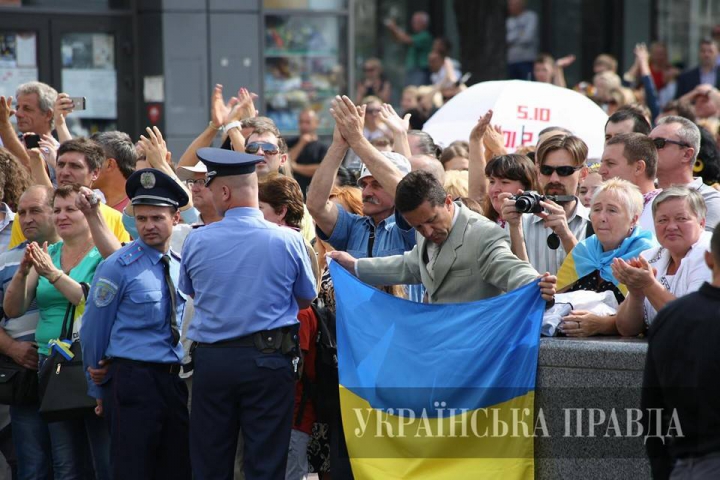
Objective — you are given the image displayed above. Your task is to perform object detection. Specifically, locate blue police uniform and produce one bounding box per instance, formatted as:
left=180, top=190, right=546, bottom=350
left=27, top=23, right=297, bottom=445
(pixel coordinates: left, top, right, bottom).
left=81, top=168, right=191, bottom=480
left=179, top=148, right=317, bottom=480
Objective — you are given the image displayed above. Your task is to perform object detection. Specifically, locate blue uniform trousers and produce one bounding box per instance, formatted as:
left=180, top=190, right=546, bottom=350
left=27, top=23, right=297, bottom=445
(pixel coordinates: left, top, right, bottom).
left=103, top=360, right=191, bottom=480
left=190, top=345, right=294, bottom=480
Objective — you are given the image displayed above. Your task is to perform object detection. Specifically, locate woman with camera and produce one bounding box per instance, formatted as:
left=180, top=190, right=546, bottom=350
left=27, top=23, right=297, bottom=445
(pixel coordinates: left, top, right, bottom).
left=613, top=186, right=712, bottom=336
left=4, top=184, right=110, bottom=480
left=555, top=178, right=656, bottom=336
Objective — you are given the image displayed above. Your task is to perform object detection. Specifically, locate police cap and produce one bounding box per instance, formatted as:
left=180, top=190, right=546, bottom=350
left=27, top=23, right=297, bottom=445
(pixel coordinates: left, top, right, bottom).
left=126, top=168, right=189, bottom=209
left=197, top=147, right=263, bottom=186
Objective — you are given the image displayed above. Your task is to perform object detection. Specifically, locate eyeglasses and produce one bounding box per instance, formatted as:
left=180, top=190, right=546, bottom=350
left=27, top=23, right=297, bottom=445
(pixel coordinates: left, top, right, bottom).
left=245, top=142, right=279, bottom=155
left=185, top=179, right=205, bottom=188
left=652, top=137, right=690, bottom=150
left=539, top=165, right=582, bottom=177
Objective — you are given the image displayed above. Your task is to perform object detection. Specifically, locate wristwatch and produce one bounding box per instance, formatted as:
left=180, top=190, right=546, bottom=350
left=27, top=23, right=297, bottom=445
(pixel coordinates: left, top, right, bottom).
left=223, top=121, right=243, bottom=134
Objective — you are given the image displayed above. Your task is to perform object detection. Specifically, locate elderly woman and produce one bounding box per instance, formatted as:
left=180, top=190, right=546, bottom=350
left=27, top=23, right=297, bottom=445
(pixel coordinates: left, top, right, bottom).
left=4, top=184, right=110, bottom=479
left=614, top=187, right=712, bottom=336
left=556, top=178, right=656, bottom=336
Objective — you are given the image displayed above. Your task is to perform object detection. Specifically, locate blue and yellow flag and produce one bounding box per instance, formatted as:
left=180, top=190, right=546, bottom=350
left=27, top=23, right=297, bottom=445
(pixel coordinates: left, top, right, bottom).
left=330, top=261, right=546, bottom=480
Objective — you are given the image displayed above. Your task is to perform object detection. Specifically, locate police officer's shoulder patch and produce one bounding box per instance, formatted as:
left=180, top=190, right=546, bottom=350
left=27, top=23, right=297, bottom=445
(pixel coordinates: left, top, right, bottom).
left=93, top=278, right=119, bottom=307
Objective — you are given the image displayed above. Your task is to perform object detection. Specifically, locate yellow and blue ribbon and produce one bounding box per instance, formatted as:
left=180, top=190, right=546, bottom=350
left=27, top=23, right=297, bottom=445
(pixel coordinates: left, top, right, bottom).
left=48, top=339, right=74, bottom=360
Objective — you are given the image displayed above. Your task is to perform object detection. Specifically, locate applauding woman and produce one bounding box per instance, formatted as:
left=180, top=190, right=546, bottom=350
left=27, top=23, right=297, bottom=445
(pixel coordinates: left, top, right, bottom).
left=4, top=184, right=110, bottom=480
left=555, top=179, right=656, bottom=336
left=614, top=187, right=711, bottom=336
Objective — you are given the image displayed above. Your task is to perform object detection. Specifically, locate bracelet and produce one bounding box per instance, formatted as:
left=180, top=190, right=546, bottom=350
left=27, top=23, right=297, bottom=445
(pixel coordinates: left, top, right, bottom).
left=223, top=120, right=243, bottom=134
left=49, top=271, right=63, bottom=284
left=208, top=120, right=221, bottom=131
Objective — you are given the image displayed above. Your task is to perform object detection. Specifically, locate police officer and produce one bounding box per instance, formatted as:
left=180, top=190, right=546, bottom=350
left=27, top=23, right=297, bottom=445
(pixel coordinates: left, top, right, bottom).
left=81, top=168, right=191, bottom=480
left=179, top=148, right=317, bottom=480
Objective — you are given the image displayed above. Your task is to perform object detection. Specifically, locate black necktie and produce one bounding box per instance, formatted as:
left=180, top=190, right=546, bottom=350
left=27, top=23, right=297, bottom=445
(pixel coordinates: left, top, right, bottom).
left=160, top=255, right=180, bottom=345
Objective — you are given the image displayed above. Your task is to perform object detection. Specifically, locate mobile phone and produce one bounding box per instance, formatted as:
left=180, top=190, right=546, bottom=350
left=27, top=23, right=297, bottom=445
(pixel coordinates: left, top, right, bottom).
left=24, top=134, right=40, bottom=149
left=70, top=97, right=86, bottom=111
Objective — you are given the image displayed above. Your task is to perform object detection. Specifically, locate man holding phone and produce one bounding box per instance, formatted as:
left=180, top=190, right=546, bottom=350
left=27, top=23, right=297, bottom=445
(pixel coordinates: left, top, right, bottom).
left=0, top=82, right=57, bottom=172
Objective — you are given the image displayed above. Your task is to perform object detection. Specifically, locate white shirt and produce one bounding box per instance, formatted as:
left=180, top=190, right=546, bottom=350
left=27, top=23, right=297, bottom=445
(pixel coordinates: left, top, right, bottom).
left=521, top=199, right=590, bottom=275
left=642, top=231, right=712, bottom=325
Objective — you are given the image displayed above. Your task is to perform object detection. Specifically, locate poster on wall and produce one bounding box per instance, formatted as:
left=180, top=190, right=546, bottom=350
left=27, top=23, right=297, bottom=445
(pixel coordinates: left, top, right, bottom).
left=0, top=33, right=38, bottom=98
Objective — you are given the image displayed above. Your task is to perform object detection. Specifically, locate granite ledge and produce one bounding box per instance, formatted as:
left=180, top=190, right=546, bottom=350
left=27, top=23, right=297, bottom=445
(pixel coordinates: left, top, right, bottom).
left=538, top=337, right=648, bottom=371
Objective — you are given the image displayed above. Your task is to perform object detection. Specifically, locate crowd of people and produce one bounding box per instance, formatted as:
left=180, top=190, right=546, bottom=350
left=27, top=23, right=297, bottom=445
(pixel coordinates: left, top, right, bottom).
left=0, top=4, right=718, bottom=480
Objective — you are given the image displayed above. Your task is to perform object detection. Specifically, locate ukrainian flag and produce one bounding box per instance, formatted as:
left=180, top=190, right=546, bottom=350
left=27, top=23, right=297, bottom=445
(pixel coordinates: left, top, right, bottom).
left=329, top=261, right=546, bottom=480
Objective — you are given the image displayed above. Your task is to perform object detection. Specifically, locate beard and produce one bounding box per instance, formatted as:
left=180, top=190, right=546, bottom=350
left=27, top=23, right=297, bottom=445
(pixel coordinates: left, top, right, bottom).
left=543, top=183, right=567, bottom=195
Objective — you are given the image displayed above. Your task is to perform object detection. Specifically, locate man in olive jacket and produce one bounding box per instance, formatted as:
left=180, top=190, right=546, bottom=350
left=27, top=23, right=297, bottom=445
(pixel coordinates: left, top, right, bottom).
left=330, top=170, right=556, bottom=304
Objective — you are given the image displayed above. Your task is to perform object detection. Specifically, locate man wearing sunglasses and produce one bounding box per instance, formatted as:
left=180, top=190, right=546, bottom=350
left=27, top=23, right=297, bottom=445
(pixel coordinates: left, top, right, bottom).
left=500, top=133, right=590, bottom=275
left=244, top=126, right=316, bottom=243
left=650, top=116, right=720, bottom=231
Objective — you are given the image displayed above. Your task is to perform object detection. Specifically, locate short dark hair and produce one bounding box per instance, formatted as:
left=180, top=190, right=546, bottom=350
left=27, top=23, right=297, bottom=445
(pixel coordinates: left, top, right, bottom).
left=57, top=138, right=106, bottom=172
left=606, top=133, right=658, bottom=179
left=258, top=174, right=305, bottom=229
left=90, top=131, right=137, bottom=179
left=395, top=170, right=447, bottom=213
left=53, top=183, right=82, bottom=203
left=407, top=130, right=441, bottom=158
left=605, top=105, right=652, bottom=135
left=483, top=154, right=539, bottom=222
left=661, top=100, right=696, bottom=122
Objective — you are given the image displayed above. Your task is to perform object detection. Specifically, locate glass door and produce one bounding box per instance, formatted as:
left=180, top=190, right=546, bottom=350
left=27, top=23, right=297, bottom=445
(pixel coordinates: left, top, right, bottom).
left=263, top=1, right=350, bottom=135
left=50, top=16, right=135, bottom=137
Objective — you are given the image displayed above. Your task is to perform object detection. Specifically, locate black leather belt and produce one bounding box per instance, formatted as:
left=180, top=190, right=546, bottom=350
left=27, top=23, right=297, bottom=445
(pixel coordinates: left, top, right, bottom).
left=113, top=358, right=181, bottom=375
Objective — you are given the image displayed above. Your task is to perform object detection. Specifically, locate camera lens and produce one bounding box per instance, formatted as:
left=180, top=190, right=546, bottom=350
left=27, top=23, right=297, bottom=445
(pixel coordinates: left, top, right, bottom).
left=515, top=197, right=532, bottom=213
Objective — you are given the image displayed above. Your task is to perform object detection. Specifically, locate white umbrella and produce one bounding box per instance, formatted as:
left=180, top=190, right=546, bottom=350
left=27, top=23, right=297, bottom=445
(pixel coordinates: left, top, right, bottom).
left=423, top=80, right=608, bottom=159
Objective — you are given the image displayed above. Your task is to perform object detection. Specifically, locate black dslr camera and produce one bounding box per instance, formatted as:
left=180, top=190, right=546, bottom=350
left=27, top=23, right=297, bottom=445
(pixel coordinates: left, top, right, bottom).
left=513, top=191, right=575, bottom=214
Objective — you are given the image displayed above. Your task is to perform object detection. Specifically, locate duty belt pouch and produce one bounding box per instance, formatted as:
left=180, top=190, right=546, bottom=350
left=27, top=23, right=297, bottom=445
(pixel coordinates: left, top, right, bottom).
left=280, top=325, right=300, bottom=356
left=253, top=330, right=283, bottom=353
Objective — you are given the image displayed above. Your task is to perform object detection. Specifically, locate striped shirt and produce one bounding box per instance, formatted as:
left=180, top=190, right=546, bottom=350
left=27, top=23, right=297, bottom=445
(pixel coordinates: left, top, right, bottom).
left=0, top=203, right=14, bottom=255
left=521, top=198, right=590, bottom=275
left=0, top=242, right=40, bottom=341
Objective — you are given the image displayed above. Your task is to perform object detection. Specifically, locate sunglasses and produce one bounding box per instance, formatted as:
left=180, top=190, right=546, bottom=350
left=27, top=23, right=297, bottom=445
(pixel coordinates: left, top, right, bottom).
left=366, top=108, right=381, bottom=114
left=185, top=179, right=205, bottom=188
left=245, top=142, right=279, bottom=155
left=652, top=137, right=690, bottom=150
left=539, top=165, right=582, bottom=177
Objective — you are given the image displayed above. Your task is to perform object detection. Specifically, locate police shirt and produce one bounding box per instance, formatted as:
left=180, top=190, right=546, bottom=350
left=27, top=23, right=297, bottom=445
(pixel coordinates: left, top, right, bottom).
left=81, top=239, right=186, bottom=399
left=179, top=207, right=317, bottom=343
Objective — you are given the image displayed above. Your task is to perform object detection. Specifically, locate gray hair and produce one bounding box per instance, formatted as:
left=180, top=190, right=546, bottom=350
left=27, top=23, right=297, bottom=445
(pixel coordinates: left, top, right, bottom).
left=651, top=186, right=707, bottom=222
left=90, top=131, right=137, bottom=180
left=590, top=178, right=644, bottom=220
left=15, top=82, right=58, bottom=128
left=656, top=115, right=701, bottom=161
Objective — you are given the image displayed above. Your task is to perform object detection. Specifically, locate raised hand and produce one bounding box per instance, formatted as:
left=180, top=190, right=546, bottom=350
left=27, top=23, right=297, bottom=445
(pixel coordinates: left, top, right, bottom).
left=329, top=96, right=365, bottom=146
left=470, top=110, right=493, bottom=143
left=138, top=126, right=169, bottom=170
left=378, top=103, right=410, bottom=134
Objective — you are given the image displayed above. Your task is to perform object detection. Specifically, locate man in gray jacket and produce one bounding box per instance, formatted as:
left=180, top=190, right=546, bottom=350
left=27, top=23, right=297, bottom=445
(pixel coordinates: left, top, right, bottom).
left=330, top=170, right=556, bottom=304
